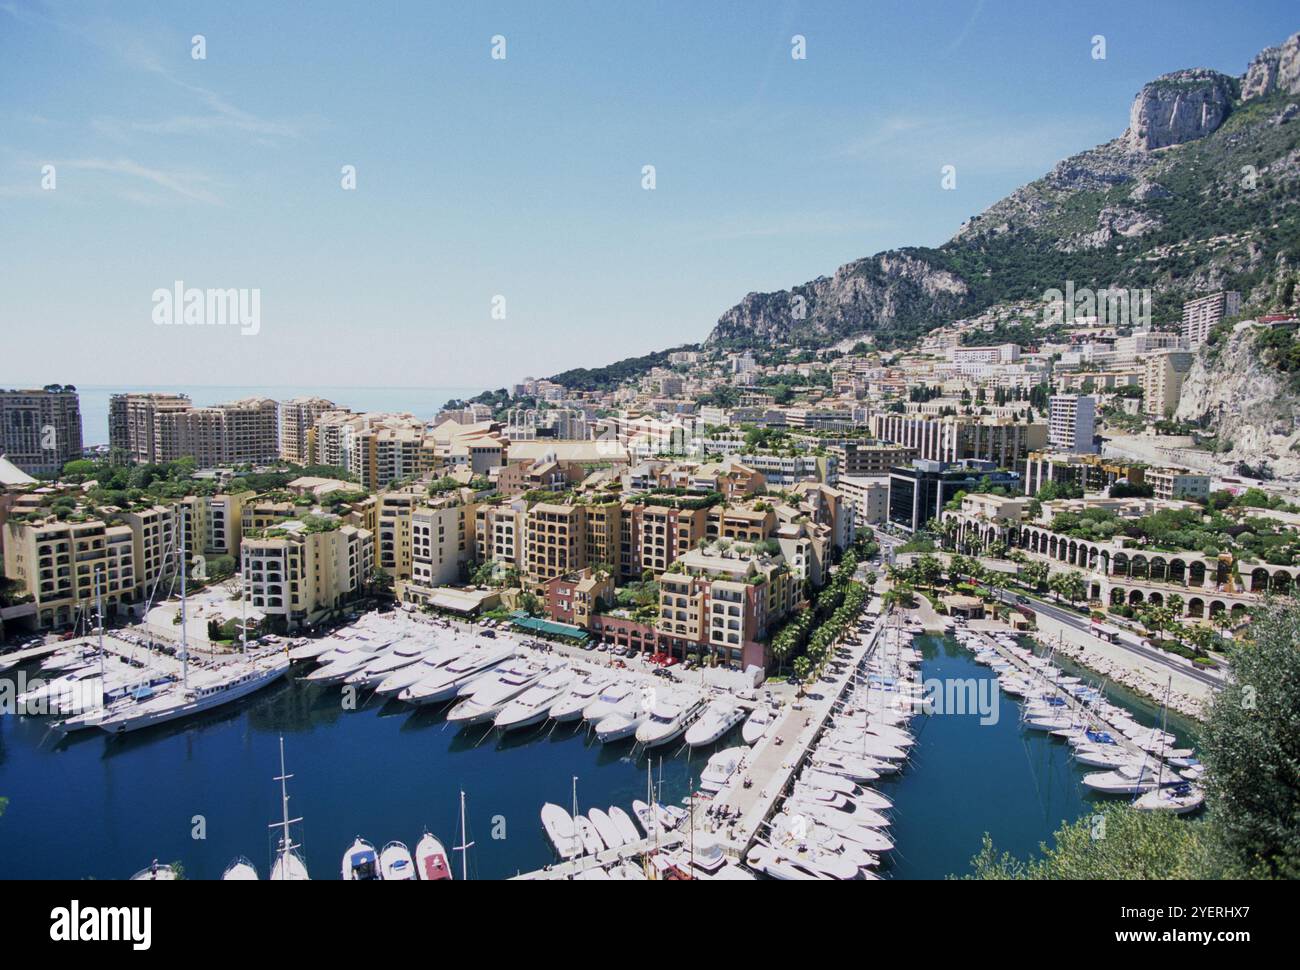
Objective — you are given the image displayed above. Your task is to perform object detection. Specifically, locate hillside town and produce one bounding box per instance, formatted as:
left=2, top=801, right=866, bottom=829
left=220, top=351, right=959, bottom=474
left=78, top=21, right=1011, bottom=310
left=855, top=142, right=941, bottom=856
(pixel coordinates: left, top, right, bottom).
left=3, top=290, right=1297, bottom=679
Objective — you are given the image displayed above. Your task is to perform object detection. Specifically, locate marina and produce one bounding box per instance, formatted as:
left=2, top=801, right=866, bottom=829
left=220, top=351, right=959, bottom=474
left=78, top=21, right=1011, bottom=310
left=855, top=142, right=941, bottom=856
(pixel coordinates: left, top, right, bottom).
left=0, top=599, right=1203, bottom=880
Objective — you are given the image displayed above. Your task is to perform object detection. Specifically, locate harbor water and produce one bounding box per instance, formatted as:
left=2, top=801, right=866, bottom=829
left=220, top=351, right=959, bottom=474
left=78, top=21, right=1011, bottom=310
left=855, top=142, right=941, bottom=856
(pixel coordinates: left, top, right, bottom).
left=0, top=632, right=1199, bottom=880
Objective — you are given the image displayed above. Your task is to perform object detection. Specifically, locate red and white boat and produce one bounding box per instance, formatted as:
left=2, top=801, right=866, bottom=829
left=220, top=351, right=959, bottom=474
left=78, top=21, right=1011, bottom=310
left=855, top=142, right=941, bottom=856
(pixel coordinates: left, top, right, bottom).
left=415, top=831, right=453, bottom=880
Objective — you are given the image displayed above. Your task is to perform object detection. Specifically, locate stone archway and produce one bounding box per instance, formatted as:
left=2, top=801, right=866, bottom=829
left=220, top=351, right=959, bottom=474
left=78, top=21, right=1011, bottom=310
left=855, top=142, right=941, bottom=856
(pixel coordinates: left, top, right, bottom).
left=1128, top=589, right=1145, bottom=606
left=1187, top=597, right=1205, bottom=618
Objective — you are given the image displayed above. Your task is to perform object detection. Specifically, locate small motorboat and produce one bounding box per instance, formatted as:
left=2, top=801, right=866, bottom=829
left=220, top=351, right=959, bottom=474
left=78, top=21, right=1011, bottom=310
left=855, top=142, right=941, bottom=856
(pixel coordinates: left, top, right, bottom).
left=607, top=806, right=642, bottom=845
left=341, top=837, right=381, bottom=880
left=541, top=803, right=581, bottom=858
left=587, top=808, right=625, bottom=851
left=415, top=831, right=453, bottom=880
left=379, top=840, right=417, bottom=881
left=1134, top=782, right=1205, bottom=815
left=574, top=815, right=605, bottom=855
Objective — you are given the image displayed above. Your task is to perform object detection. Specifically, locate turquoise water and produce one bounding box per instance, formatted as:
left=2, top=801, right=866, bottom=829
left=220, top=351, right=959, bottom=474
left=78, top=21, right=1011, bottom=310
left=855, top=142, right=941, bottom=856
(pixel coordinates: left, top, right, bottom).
left=0, top=634, right=1200, bottom=880
left=878, top=634, right=1199, bottom=879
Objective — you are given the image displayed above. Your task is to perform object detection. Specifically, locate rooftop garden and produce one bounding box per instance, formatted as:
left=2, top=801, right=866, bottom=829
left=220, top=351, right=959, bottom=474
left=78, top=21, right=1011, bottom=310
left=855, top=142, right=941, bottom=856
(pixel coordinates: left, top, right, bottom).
left=1048, top=504, right=1300, bottom=564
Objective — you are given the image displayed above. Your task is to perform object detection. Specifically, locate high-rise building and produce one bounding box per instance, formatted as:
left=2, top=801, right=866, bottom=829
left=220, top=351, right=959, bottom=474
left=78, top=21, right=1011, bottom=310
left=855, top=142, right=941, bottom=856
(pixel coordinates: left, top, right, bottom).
left=1142, top=350, right=1196, bottom=418
left=870, top=413, right=1047, bottom=466
left=0, top=386, right=83, bottom=476
left=279, top=397, right=336, bottom=464
left=109, top=394, right=278, bottom=465
left=1181, top=291, right=1241, bottom=347
left=109, top=393, right=193, bottom=464
left=1048, top=395, right=1097, bottom=454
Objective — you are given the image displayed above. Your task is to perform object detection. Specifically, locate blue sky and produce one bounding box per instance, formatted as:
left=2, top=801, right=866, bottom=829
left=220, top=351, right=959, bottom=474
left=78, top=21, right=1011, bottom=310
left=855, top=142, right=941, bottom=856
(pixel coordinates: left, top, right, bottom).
left=1, top=0, right=1296, bottom=392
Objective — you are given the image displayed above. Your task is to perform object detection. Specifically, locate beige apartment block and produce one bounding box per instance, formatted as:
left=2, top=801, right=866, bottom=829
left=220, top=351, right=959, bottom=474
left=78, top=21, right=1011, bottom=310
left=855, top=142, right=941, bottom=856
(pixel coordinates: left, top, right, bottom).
left=242, top=521, right=374, bottom=630
left=0, top=386, right=83, bottom=477
left=280, top=397, right=336, bottom=464
left=1142, top=350, right=1196, bottom=418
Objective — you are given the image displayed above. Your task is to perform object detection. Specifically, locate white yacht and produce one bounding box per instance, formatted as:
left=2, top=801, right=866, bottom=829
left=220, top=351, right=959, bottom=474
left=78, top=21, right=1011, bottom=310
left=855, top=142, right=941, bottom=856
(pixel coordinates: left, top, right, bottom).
left=344, top=642, right=432, bottom=689
left=699, top=746, right=746, bottom=793
left=608, top=806, right=642, bottom=845
left=547, top=671, right=614, bottom=722
left=635, top=693, right=705, bottom=748
left=581, top=681, right=640, bottom=722
left=684, top=698, right=745, bottom=747
left=97, top=653, right=290, bottom=734
left=303, top=640, right=394, bottom=684
left=379, top=841, right=417, bottom=881
left=574, top=815, right=605, bottom=855
left=415, top=831, right=453, bottom=880
left=398, top=645, right=515, bottom=706
left=372, top=641, right=468, bottom=697
left=742, top=704, right=778, bottom=746
left=341, top=837, right=381, bottom=880
left=446, top=660, right=560, bottom=725
left=594, top=707, right=647, bottom=743
left=1134, top=782, right=1205, bottom=814
left=493, top=669, right=577, bottom=731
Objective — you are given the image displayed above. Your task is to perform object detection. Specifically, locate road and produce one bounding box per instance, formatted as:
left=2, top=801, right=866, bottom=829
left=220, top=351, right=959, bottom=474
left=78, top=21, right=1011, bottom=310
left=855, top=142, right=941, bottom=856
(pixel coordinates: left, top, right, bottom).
left=995, top=589, right=1225, bottom=691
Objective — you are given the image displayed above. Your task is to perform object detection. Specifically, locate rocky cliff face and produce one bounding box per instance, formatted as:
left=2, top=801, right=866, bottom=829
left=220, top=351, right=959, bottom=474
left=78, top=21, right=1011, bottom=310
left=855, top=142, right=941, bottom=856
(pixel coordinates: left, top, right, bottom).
left=1122, top=70, right=1236, bottom=152
left=1243, top=32, right=1300, bottom=100
left=1176, top=328, right=1300, bottom=478
left=710, top=251, right=968, bottom=347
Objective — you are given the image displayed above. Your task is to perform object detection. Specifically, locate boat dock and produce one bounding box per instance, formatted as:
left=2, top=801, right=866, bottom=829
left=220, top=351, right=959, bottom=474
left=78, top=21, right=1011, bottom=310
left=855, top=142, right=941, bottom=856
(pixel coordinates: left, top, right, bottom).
left=511, top=832, right=685, bottom=880
left=704, top=611, right=887, bottom=858
left=971, top=628, right=1170, bottom=770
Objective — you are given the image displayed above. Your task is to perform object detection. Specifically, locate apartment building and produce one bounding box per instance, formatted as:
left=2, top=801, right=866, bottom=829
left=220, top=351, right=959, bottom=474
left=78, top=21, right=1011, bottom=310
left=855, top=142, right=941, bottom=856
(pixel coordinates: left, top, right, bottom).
left=110, top=394, right=279, bottom=466
left=870, top=413, right=1046, bottom=467
left=736, top=452, right=837, bottom=487
left=203, top=490, right=255, bottom=555
left=525, top=502, right=588, bottom=588
left=3, top=516, right=137, bottom=627
left=1048, top=395, right=1097, bottom=454
left=279, top=397, right=336, bottom=464
left=0, top=386, right=83, bottom=477
left=108, top=393, right=192, bottom=464
left=1023, top=451, right=1146, bottom=497
left=376, top=490, right=421, bottom=580
left=633, top=502, right=709, bottom=576
left=657, top=545, right=793, bottom=670
left=1142, top=350, right=1197, bottom=418
left=1182, top=291, right=1241, bottom=348
left=408, top=496, right=477, bottom=590
left=837, top=475, right=890, bottom=528
left=828, top=441, right=916, bottom=476
left=475, top=500, right=527, bottom=571
left=241, top=520, right=374, bottom=631
left=1146, top=467, right=1212, bottom=501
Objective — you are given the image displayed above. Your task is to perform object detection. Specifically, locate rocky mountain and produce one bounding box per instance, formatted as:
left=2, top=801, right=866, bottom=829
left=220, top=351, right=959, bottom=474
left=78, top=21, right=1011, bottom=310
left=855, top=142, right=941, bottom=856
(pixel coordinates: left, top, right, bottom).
left=1177, top=325, right=1300, bottom=479
left=706, top=31, right=1300, bottom=350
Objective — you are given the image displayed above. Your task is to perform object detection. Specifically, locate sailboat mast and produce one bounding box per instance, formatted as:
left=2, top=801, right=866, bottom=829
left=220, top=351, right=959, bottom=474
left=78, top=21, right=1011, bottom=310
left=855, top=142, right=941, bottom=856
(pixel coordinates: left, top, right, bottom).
left=96, top=569, right=105, bottom=683
left=455, top=790, right=474, bottom=881
left=179, top=506, right=189, bottom=690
